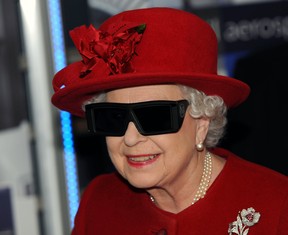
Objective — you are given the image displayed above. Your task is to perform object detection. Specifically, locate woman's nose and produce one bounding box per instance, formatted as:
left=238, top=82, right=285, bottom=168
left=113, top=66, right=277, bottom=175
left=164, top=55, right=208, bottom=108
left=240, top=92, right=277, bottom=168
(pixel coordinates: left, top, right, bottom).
left=123, top=122, right=147, bottom=146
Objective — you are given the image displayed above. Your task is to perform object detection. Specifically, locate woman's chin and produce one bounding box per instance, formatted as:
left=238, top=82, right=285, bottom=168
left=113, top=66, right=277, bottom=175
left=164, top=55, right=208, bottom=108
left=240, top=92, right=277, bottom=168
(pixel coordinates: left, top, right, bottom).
left=126, top=177, right=158, bottom=189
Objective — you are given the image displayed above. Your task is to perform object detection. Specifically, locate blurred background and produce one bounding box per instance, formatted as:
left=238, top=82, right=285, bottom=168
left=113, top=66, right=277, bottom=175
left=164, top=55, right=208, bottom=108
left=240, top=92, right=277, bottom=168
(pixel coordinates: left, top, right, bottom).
left=0, top=0, right=287, bottom=234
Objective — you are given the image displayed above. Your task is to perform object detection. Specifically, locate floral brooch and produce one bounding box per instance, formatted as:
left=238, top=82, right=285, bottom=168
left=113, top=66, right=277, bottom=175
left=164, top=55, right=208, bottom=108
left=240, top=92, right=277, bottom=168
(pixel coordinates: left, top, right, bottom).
left=228, top=207, right=261, bottom=235
left=69, top=22, right=146, bottom=78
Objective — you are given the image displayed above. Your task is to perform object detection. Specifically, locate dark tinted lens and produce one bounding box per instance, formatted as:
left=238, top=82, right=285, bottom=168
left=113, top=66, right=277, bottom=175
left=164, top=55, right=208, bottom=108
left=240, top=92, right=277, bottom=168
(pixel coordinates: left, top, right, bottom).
left=133, top=105, right=172, bottom=133
left=86, top=100, right=188, bottom=136
left=90, top=107, right=128, bottom=134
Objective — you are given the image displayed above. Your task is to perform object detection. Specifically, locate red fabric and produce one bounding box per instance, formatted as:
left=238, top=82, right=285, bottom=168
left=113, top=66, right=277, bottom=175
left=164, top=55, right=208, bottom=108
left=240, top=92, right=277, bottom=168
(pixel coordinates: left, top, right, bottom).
left=71, top=148, right=288, bottom=235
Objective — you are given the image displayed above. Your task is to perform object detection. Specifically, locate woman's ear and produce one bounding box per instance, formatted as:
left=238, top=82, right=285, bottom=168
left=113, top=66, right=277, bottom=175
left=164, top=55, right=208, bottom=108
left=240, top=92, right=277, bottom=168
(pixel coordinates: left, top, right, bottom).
left=196, top=117, right=210, bottom=144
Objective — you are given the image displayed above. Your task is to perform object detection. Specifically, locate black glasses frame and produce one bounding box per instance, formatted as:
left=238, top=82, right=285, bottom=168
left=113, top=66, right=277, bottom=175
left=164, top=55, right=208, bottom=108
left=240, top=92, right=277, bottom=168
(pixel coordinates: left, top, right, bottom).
left=85, top=99, right=189, bottom=136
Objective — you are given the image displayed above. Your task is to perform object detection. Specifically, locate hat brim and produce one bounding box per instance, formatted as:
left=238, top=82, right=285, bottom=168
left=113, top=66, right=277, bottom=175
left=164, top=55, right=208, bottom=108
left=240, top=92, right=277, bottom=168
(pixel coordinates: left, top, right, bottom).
left=51, top=70, right=250, bottom=117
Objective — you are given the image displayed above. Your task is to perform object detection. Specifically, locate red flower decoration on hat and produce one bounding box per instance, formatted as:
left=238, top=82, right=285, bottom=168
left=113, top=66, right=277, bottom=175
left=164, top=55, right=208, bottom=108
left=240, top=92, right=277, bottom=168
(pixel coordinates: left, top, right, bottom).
left=69, top=23, right=146, bottom=78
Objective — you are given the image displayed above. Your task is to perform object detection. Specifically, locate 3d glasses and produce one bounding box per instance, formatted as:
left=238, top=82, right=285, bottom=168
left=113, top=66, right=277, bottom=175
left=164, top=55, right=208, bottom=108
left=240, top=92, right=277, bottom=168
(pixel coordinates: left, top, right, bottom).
left=85, top=99, right=189, bottom=136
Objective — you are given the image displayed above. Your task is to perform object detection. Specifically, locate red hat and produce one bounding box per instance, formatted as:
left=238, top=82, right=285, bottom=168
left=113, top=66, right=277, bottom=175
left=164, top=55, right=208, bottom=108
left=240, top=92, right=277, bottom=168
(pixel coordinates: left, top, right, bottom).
left=51, top=7, right=250, bottom=117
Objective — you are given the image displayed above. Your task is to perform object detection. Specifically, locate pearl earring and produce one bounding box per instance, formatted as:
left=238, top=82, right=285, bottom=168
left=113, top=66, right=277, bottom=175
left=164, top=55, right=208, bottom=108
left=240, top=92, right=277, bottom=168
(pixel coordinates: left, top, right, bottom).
left=196, top=142, right=204, bottom=152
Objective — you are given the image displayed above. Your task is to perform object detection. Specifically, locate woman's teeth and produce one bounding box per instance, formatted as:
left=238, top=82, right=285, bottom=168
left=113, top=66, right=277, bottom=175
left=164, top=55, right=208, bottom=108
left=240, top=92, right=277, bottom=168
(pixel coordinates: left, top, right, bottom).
left=129, top=155, right=157, bottom=162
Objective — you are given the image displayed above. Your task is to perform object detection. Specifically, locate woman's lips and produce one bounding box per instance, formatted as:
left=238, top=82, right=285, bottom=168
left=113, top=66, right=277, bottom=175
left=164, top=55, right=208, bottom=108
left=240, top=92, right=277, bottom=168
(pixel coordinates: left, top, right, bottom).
left=126, top=154, right=159, bottom=167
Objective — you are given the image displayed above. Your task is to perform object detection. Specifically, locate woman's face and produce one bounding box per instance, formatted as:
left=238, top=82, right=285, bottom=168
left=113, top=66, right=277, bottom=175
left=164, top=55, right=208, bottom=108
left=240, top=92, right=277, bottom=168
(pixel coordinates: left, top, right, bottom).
left=105, top=84, right=207, bottom=190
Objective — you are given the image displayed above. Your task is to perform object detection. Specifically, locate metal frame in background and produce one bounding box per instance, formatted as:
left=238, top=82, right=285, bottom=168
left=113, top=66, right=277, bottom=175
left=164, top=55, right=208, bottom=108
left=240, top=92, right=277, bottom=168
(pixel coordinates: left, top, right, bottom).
left=19, top=0, right=79, bottom=234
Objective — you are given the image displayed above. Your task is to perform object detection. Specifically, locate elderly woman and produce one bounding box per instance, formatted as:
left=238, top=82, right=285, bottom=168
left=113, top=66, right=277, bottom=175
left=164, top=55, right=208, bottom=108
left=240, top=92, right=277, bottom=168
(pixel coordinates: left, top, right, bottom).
left=51, top=7, right=288, bottom=235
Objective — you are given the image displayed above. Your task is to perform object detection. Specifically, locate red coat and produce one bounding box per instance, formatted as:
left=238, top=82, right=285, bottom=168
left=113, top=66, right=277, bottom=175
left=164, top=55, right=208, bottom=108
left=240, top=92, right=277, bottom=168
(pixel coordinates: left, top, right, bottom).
left=72, top=148, right=288, bottom=234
